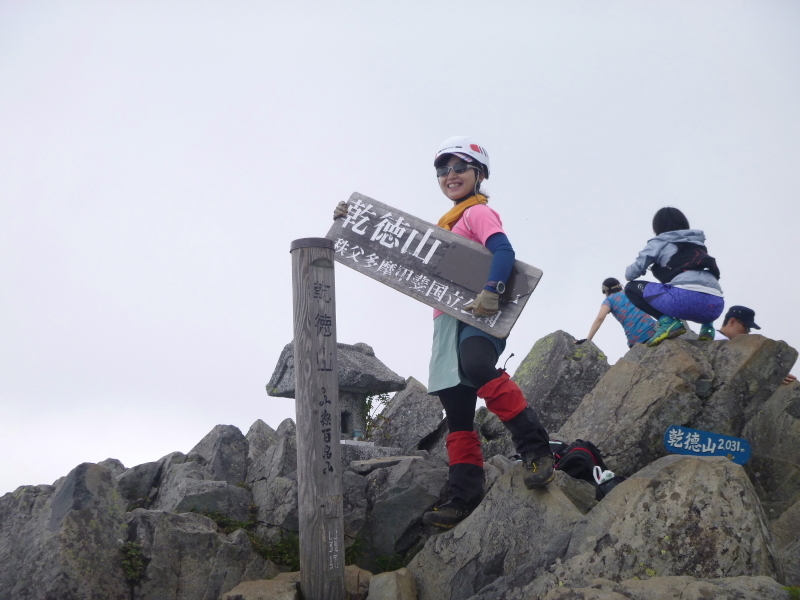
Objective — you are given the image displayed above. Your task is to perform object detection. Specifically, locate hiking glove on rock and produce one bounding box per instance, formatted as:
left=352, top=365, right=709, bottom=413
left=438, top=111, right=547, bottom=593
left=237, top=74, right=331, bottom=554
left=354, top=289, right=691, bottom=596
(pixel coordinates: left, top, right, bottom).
left=466, top=290, right=499, bottom=317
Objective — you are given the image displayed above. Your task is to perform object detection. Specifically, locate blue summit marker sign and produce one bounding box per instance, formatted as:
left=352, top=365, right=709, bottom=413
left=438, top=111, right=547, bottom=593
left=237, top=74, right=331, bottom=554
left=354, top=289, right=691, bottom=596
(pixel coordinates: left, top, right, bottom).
left=663, top=425, right=752, bottom=465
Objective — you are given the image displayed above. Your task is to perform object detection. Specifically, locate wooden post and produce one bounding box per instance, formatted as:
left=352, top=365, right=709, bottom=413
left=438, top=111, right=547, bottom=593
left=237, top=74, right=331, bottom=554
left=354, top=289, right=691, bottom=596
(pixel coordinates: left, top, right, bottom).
left=290, top=238, right=346, bottom=600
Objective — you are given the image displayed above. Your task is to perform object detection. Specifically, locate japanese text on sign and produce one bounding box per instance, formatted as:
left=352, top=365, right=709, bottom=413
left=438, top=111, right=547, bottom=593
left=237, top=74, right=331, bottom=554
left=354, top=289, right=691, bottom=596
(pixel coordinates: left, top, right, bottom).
left=314, top=282, right=331, bottom=303
left=312, top=274, right=336, bottom=475
left=319, top=387, right=335, bottom=476
left=313, top=278, right=335, bottom=371
left=335, top=198, right=507, bottom=328
left=327, top=526, right=340, bottom=570
left=663, top=425, right=751, bottom=465
left=666, top=428, right=747, bottom=454
left=342, top=201, right=442, bottom=264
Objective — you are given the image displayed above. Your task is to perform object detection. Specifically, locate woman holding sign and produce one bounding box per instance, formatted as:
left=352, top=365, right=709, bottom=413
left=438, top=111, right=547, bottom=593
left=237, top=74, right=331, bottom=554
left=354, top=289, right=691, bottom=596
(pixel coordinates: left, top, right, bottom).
left=422, top=137, right=553, bottom=528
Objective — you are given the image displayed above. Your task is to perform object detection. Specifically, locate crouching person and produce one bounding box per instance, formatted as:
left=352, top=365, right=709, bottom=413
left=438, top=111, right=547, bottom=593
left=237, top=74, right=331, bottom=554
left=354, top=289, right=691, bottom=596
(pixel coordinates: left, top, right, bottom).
left=624, top=207, right=725, bottom=346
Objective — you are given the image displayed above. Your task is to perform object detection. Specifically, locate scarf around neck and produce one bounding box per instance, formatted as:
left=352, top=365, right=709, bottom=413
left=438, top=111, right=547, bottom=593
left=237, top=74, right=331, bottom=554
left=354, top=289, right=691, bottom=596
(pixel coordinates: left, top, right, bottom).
left=437, top=194, right=488, bottom=231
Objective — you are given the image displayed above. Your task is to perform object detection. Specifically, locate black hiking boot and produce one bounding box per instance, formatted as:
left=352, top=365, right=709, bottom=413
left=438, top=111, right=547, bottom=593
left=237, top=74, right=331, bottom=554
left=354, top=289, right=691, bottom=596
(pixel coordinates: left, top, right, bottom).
left=503, top=407, right=552, bottom=465
left=522, top=454, right=555, bottom=489
left=423, top=498, right=472, bottom=529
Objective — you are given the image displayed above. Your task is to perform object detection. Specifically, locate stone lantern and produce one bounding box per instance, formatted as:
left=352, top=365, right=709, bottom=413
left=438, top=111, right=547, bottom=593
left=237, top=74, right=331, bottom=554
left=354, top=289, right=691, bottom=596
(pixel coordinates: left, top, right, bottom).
left=266, top=342, right=406, bottom=439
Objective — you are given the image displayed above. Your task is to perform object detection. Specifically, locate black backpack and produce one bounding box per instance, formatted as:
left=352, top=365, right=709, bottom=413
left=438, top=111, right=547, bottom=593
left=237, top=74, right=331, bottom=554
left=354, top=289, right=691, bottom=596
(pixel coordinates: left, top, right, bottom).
left=549, top=439, right=626, bottom=500
left=650, top=242, right=720, bottom=283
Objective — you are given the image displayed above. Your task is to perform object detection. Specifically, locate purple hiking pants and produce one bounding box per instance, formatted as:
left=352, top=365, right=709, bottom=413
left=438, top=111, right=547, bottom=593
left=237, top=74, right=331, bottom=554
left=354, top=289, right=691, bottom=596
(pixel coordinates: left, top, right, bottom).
left=643, top=283, right=724, bottom=324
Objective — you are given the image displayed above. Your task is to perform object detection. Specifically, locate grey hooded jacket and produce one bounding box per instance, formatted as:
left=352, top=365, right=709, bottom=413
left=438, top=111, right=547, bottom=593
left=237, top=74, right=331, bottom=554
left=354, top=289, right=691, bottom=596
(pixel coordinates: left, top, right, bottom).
left=625, top=229, right=723, bottom=293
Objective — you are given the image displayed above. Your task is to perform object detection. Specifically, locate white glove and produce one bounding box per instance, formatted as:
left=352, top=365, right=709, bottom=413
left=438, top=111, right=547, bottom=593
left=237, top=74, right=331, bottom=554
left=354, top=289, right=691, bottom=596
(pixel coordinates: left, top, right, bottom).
left=333, top=201, right=349, bottom=220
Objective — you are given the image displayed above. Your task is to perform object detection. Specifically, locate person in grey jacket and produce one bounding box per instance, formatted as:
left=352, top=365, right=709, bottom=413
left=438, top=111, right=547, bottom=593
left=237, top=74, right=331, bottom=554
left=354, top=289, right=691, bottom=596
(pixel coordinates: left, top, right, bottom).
left=624, top=207, right=725, bottom=346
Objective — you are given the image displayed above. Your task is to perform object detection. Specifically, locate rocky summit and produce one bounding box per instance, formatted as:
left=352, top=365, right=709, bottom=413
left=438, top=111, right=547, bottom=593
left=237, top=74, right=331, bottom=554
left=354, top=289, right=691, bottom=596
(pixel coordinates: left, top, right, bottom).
left=1, top=330, right=798, bottom=600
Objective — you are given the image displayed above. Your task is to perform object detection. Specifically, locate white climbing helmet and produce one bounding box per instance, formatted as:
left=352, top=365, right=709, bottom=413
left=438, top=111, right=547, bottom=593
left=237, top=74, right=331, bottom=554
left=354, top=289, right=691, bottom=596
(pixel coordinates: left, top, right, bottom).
left=434, top=136, right=490, bottom=178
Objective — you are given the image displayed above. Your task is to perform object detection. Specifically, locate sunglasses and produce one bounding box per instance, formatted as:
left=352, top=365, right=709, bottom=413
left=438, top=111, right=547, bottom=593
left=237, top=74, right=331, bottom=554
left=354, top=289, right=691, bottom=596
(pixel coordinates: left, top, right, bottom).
left=436, top=163, right=476, bottom=178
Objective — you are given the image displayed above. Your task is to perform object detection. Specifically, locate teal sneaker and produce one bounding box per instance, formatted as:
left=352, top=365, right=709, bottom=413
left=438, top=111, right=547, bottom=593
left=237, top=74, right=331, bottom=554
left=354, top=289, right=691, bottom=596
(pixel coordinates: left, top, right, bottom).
left=646, top=316, right=686, bottom=347
left=698, top=323, right=715, bottom=341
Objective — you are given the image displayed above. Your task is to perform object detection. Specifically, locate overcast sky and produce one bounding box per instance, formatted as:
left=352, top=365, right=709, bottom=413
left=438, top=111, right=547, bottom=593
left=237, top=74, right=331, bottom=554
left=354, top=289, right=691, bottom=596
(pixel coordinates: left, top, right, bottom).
left=2, top=2, right=799, bottom=495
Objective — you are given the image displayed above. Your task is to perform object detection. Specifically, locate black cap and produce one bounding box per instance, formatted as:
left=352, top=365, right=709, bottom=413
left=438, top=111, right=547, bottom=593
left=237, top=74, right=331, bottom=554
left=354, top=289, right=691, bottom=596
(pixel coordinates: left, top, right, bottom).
left=724, top=306, right=761, bottom=330
left=602, top=277, right=621, bottom=293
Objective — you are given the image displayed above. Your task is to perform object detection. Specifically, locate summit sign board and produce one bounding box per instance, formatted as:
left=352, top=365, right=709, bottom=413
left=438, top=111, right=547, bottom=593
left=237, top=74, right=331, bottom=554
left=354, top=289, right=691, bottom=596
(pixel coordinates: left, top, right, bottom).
left=325, top=192, right=542, bottom=339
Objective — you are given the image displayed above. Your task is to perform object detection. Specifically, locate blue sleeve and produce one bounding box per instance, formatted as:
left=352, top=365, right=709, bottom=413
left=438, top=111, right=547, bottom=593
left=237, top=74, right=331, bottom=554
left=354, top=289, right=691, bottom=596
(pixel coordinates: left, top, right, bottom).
left=485, top=232, right=515, bottom=291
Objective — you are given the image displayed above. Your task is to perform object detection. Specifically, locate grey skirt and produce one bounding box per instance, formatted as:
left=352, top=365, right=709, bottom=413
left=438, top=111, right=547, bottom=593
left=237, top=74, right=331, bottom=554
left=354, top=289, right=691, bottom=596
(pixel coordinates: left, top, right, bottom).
left=428, top=314, right=506, bottom=394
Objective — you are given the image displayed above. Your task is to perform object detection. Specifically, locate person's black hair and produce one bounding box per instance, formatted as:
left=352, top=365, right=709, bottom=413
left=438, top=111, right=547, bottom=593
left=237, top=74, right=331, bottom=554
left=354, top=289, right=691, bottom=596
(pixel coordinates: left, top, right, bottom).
left=722, top=316, right=732, bottom=327
left=652, top=207, right=690, bottom=235
left=475, top=167, right=484, bottom=195
left=602, top=277, right=622, bottom=294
